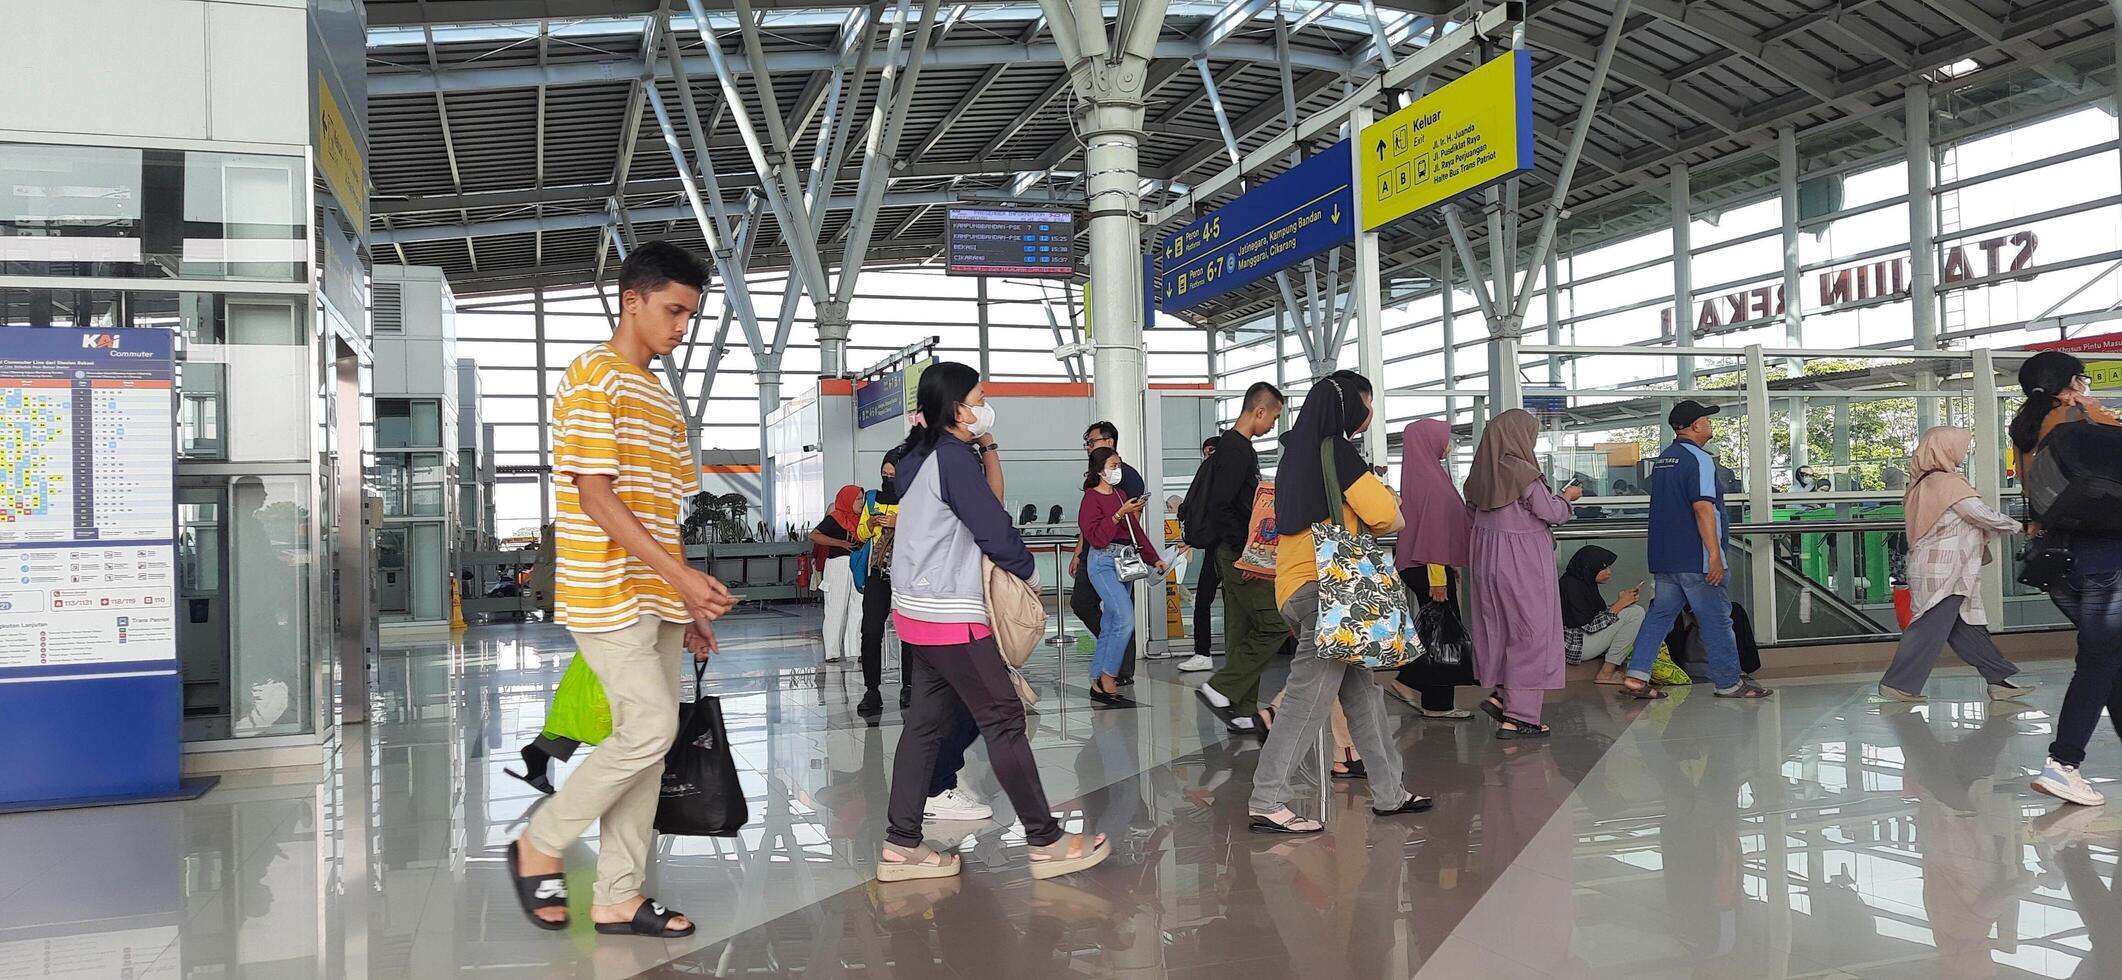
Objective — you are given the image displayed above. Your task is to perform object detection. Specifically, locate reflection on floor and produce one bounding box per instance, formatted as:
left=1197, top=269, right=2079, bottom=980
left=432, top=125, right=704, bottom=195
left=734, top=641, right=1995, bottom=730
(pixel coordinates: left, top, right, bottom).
left=1, top=607, right=2117, bottom=978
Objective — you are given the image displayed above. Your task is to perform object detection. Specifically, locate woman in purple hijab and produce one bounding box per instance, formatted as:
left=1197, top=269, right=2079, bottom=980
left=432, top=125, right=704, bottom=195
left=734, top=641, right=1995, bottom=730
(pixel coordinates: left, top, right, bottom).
left=1464, top=410, right=1581, bottom=738
left=1384, top=419, right=1477, bottom=718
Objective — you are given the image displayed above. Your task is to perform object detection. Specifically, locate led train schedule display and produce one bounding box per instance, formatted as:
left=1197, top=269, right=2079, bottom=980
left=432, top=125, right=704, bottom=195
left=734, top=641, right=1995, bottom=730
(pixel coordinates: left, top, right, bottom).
left=0, top=327, right=177, bottom=670
left=945, top=208, right=1076, bottom=276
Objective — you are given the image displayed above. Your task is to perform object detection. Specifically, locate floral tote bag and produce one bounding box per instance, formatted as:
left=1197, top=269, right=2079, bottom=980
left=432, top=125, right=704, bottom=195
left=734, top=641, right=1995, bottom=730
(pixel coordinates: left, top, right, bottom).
left=1311, top=441, right=1422, bottom=669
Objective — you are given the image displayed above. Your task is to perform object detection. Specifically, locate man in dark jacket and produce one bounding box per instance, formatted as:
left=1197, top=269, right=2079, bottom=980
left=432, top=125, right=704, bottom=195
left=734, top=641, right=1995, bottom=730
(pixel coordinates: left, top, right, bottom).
left=1195, top=383, right=1284, bottom=733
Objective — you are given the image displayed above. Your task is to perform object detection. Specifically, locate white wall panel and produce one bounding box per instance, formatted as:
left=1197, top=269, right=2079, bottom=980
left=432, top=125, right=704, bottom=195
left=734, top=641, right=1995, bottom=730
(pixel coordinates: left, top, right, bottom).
left=0, top=1, right=209, bottom=139
left=207, top=3, right=306, bottom=144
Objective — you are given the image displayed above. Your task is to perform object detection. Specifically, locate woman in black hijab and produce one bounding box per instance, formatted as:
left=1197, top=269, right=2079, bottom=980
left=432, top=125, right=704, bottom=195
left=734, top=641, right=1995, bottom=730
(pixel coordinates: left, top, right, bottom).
left=1247, top=370, right=1429, bottom=834
left=1274, top=370, right=1374, bottom=533
left=1558, top=546, right=1645, bottom=685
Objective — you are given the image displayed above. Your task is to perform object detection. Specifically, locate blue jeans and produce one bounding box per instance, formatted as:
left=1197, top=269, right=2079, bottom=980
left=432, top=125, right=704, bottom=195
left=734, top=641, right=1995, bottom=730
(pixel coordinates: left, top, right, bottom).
left=1086, top=548, right=1135, bottom=682
left=1626, top=572, right=1743, bottom=692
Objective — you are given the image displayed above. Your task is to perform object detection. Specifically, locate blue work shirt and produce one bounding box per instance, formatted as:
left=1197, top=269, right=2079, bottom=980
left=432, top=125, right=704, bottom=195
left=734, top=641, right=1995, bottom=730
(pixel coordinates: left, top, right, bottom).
left=1646, top=438, right=1726, bottom=574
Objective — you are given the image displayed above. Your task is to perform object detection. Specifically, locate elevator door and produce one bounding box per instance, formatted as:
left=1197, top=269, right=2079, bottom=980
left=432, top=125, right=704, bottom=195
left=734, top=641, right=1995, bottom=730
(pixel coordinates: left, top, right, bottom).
left=177, top=486, right=231, bottom=739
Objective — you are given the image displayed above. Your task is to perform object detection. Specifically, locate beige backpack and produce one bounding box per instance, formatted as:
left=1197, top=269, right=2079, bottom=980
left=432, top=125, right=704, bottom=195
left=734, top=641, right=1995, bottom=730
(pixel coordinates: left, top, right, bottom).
left=980, top=557, right=1043, bottom=707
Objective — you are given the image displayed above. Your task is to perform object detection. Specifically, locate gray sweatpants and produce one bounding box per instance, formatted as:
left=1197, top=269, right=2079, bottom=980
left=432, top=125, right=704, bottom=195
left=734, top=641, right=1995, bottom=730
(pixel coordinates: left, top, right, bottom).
left=1248, top=582, right=1409, bottom=815
left=1880, top=594, right=2020, bottom=694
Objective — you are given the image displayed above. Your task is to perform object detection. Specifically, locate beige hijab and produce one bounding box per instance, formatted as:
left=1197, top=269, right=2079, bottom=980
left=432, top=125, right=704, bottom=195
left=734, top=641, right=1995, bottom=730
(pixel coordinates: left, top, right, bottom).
left=1465, top=409, right=1546, bottom=511
left=1906, top=426, right=1979, bottom=542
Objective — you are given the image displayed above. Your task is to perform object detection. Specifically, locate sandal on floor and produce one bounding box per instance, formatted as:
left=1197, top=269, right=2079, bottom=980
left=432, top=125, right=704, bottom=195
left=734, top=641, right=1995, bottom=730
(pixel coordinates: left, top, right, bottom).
left=1620, top=679, right=1668, bottom=700
left=1714, top=682, right=1775, bottom=699
left=1479, top=695, right=1506, bottom=723
left=1495, top=718, right=1552, bottom=740
left=593, top=898, right=696, bottom=937
left=1372, top=793, right=1435, bottom=816
left=1248, top=809, right=1325, bottom=834
left=877, top=842, right=962, bottom=883
left=506, top=840, right=570, bottom=931
left=503, top=767, right=556, bottom=795
left=1418, top=707, right=1474, bottom=719
left=1258, top=704, right=1277, bottom=732
left=1027, top=832, right=1110, bottom=879
left=1332, top=748, right=1367, bottom=780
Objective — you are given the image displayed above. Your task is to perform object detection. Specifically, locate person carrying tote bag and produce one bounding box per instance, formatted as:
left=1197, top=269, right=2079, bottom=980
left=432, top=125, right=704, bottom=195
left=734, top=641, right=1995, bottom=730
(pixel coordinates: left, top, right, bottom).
left=1245, top=371, right=1433, bottom=835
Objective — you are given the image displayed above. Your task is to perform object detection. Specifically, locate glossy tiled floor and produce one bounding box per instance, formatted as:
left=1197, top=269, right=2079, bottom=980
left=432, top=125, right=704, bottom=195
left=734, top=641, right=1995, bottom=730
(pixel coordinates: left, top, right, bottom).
left=4, top=606, right=2119, bottom=979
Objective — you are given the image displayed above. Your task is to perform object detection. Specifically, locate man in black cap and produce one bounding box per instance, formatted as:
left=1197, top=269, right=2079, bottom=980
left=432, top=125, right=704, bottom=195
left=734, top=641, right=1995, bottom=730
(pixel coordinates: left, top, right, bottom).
left=1618, top=400, right=1773, bottom=701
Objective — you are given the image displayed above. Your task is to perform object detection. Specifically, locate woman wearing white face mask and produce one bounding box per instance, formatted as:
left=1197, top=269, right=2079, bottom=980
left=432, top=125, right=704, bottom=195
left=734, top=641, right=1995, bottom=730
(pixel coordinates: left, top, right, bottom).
left=1079, top=447, right=1166, bottom=704
left=879, top=361, right=1108, bottom=881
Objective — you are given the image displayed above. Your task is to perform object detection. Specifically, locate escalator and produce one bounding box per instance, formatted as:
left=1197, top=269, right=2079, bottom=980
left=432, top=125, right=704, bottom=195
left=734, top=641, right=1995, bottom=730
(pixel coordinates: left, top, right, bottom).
left=1557, top=527, right=1890, bottom=646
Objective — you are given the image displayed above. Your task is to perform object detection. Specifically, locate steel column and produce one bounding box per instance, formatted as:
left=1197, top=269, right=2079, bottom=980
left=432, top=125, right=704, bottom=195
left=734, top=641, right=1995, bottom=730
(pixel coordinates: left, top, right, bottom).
left=1780, top=125, right=1808, bottom=470
left=1971, top=347, right=2006, bottom=620
left=1672, top=162, right=1695, bottom=389
left=1907, top=81, right=1941, bottom=431
left=1351, top=103, right=1386, bottom=461
left=1744, top=346, right=1777, bottom=644
left=1441, top=252, right=1457, bottom=426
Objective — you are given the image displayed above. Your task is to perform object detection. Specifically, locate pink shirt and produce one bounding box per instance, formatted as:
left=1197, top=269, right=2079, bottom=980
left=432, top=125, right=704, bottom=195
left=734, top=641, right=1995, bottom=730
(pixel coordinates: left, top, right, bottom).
left=892, top=611, right=992, bottom=645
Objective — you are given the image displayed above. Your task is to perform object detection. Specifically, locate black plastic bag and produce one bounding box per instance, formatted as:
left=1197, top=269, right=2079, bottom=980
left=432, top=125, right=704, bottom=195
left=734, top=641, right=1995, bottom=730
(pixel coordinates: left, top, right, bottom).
left=1414, top=601, right=1472, bottom=667
left=655, top=663, right=748, bottom=837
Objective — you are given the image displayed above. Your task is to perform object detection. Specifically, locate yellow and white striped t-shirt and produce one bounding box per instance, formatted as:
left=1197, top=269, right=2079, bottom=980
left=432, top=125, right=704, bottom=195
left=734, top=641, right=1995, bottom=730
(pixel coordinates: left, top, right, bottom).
left=550, top=344, right=699, bottom=632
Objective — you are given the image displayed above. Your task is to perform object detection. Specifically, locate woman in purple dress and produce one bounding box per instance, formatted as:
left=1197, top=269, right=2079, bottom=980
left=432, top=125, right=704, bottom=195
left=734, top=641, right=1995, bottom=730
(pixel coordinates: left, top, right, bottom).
left=1463, top=409, right=1582, bottom=738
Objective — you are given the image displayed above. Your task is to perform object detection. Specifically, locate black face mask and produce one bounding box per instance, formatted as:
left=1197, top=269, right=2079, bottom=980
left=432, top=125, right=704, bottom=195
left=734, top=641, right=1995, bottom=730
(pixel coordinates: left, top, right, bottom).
left=876, top=468, right=900, bottom=505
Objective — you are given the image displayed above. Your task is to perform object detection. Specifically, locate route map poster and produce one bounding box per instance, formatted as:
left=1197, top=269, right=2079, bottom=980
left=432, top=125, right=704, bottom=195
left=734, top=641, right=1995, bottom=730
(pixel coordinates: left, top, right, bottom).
left=0, top=327, right=177, bottom=670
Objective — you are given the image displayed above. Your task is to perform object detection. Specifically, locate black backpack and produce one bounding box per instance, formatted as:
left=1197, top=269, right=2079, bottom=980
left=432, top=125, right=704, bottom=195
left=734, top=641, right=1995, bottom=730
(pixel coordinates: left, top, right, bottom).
left=1178, top=456, right=1221, bottom=550
left=2025, top=413, right=2122, bottom=534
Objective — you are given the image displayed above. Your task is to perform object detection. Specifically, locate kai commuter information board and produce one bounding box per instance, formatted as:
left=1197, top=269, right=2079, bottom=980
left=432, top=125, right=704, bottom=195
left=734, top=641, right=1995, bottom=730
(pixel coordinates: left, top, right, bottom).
left=1359, top=50, right=1535, bottom=231
left=0, top=326, right=188, bottom=808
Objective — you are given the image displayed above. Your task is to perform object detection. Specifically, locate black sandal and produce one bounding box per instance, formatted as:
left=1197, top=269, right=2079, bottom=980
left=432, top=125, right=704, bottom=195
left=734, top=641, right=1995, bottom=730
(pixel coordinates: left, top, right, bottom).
left=1248, top=810, right=1325, bottom=834
left=1259, top=704, right=1278, bottom=732
left=1479, top=695, right=1506, bottom=723
left=1495, top=718, right=1552, bottom=740
left=594, top=898, right=696, bottom=937
left=1372, top=793, right=1434, bottom=816
left=1620, top=679, right=1668, bottom=700
left=1332, top=748, right=1367, bottom=780
left=507, top=840, right=570, bottom=931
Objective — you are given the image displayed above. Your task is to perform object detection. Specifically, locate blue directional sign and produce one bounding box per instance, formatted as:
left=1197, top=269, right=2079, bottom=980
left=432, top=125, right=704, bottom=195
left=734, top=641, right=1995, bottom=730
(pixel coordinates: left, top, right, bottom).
left=1153, top=140, right=1353, bottom=314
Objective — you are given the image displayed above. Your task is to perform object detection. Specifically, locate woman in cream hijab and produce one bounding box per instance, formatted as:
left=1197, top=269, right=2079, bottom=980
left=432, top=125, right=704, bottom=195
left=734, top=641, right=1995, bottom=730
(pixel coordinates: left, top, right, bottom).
left=1877, top=426, right=2038, bottom=703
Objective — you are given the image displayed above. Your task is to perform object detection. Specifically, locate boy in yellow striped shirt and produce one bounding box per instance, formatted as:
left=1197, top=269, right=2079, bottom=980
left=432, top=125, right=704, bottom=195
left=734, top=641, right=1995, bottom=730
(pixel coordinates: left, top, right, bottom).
left=509, top=242, right=737, bottom=939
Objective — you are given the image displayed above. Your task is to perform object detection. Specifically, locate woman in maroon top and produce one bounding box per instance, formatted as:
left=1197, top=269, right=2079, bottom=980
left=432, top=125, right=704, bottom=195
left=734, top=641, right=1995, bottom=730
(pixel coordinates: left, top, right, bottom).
left=1079, top=447, right=1164, bottom=704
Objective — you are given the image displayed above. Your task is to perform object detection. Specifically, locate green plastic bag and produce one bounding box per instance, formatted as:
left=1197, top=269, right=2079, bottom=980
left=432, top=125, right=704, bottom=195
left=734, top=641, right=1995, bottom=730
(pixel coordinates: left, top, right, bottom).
left=544, top=654, right=612, bottom=745
left=1648, top=644, right=1693, bottom=687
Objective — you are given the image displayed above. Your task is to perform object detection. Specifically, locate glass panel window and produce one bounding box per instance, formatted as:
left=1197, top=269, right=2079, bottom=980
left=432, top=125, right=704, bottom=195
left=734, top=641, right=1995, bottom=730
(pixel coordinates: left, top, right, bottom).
left=0, top=142, right=306, bottom=282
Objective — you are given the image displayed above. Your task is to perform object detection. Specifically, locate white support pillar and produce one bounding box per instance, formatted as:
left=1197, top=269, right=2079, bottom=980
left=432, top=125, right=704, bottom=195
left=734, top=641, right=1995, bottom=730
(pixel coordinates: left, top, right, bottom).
left=1907, top=81, right=1941, bottom=432
left=1672, top=162, right=1695, bottom=390
left=758, top=352, right=781, bottom=533
left=1351, top=104, right=1386, bottom=461
left=1545, top=248, right=1561, bottom=386
left=1441, top=252, right=1457, bottom=427
left=1744, top=346, right=1778, bottom=644
left=1053, top=0, right=1170, bottom=454
left=1780, top=125, right=1807, bottom=472
left=1971, top=348, right=2006, bottom=622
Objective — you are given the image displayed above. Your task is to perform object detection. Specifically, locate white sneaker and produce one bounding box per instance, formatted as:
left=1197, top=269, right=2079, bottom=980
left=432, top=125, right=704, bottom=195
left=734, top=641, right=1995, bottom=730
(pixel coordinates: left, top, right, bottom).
left=2033, top=758, right=2106, bottom=807
left=924, top=786, right=994, bottom=821
left=1176, top=655, right=1214, bottom=672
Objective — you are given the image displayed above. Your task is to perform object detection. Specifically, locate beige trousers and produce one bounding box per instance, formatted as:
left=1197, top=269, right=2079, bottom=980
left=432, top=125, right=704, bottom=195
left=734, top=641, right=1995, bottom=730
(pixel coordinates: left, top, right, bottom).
left=528, top=617, right=685, bottom=906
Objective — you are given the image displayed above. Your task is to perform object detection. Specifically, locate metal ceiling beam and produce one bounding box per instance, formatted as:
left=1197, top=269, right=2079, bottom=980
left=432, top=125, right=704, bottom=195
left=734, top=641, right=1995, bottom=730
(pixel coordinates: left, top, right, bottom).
left=367, top=38, right=1356, bottom=96
left=374, top=188, right=1083, bottom=244
left=1524, top=25, right=1738, bottom=134
left=366, top=0, right=1462, bottom=27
